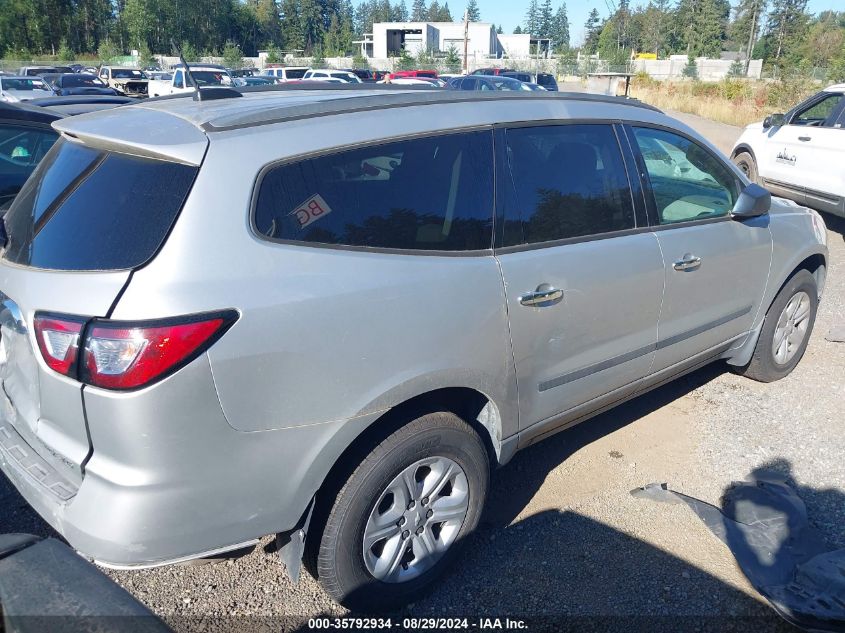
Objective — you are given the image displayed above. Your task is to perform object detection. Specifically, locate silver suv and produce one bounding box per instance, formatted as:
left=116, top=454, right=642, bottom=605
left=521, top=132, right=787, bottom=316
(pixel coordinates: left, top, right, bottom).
left=0, top=89, right=828, bottom=611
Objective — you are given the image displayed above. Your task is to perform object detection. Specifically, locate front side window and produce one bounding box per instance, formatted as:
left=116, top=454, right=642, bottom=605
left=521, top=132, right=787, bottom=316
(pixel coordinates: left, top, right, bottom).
left=502, top=124, right=635, bottom=246
left=253, top=131, right=494, bottom=251
left=632, top=127, right=737, bottom=225
left=792, top=94, right=843, bottom=127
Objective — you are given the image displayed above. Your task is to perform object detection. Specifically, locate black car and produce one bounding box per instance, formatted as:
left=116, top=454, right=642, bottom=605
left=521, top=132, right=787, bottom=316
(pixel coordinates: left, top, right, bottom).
left=229, top=68, right=258, bottom=78
left=41, top=73, right=118, bottom=97
left=451, top=75, right=529, bottom=91
left=471, top=67, right=516, bottom=76
left=0, top=96, right=132, bottom=210
left=0, top=101, right=61, bottom=210
left=345, top=68, right=377, bottom=82
left=500, top=71, right=532, bottom=83
left=536, top=72, right=558, bottom=91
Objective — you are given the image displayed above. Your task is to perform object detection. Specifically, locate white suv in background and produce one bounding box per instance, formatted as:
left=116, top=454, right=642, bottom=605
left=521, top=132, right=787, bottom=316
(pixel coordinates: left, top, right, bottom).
left=303, top=69, right=362, bottom=83
left=261, top=66, right=310, bottom=82
left=731, top=84, right=845, bottom=218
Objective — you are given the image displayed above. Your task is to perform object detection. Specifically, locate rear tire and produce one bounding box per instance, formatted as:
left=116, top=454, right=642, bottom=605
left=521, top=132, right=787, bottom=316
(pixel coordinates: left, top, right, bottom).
left=734, top=269, right=818, bottom=382
left=315, top=412, right=489, bottom=612
left=732, top=151, right=759, bottom=184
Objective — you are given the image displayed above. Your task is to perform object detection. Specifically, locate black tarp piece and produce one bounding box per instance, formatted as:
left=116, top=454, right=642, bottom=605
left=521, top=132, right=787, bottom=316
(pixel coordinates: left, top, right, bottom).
left=0, top=534, right=172, bottom=633
left=632, top=471, right=845, bottom=632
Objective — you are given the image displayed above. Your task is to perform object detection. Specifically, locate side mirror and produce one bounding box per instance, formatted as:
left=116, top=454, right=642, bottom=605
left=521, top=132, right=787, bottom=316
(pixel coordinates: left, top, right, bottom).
left=762, top=113, right=786, bottom=129
left=732, top=183, right=771, bottom=218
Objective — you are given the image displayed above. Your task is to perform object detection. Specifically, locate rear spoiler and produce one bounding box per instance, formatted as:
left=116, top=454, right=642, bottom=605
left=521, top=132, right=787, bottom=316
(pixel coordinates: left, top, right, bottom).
left=53, top=106, right=208, bottom=166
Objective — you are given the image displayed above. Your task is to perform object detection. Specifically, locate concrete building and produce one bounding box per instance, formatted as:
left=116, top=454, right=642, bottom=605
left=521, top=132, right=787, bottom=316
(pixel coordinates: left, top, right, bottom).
left=368, top=21, right=497, bottom=59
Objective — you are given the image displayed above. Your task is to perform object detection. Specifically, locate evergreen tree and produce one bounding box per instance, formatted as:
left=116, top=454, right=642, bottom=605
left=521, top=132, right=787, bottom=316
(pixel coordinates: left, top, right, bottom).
left=636, top=0, right=674, bottom=56
left=466, top=0, right=480, bottom=21
left=513, top=25, right=523, bottom=34
left=394, top=0, right=409, bottom=20
left=223, top=40, right=245, bottom=68
left=299, top=0, right=324, bottom=52
left=496, top=24, right=503, bottom=34
left=444, top=44, right=461, bottom=70
left=252, top=0, right=283, bottom=48
left=677, top=0, right=728, bottom=57
left=731, top=0, right=767, bottom=59
left=682, top=53, right=699, bottom=77
left=354, top=2, right=371, bottom=34
left=764, top=0, right=810, bottom=60
left=411, top=0, right=427, bottom=20
left=441, top=2, right=452, bottom=21
left=428, top=0, right=446, bottom=20
left=524, top=0, right=539, bottom=34
left=583, top=8, right=602, bottom=54
left=280, top=0, right=304, bottom=50
left=551, top=3, right=569, bottom=51
left=538, top=0, right=553, bottom=37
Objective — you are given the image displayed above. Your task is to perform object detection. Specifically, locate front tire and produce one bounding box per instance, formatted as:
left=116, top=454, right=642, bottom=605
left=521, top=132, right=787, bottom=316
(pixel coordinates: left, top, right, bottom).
left=732, top=151, right=759, bottom=184
left=315, top=412, right=489, bottom=612
left=735, top=269, right=818, bottom=382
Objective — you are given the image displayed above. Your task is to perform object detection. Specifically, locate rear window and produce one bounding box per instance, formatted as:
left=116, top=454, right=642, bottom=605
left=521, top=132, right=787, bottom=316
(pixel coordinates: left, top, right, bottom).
left=3, top=139, right=197, bottom=271
left=61, top=75, right=106, bottom=88
left=111, top=69, right=144, bottom=79
left=286, top=69, right=307, bottom=79
left=253, top=131, right=494, bottom=252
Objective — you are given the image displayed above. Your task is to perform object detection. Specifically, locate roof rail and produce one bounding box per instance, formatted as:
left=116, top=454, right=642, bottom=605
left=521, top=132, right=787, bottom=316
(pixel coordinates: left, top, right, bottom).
left=197, top=86, right=662, bottom=133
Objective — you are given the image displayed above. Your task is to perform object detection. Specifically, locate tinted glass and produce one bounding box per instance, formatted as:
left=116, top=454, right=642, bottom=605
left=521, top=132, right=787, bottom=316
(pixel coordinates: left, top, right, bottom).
left=794, top=94, right=842, bottom=126
left=61, top=74, right=105, bottom=87
left=254, top=131, right=494, bottom=251
left=633, top=127, right=737, bottom=225
left=502, top=124, right=635, bottom=246
left=1, top=78, right=50, bottom=91
left=0, top=124, right=59, bottom=210
left=287, top=69, right=307, bottom=79
left=3, top=139, right=197, bottom=270
left=112, top=69, right=144, bottom=79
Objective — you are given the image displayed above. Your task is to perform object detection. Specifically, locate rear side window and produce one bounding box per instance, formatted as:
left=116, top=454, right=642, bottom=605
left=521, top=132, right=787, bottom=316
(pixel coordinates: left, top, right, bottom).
left=3, top=139, right=197, bottom=271
left=502, top=124, right=635, bottom=247
left=253, top=131, right=494, bottom=252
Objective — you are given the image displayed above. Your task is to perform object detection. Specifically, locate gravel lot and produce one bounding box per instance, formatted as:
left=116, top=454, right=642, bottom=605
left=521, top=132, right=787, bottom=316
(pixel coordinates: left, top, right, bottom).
left=1, top=113, right=842, bottom=632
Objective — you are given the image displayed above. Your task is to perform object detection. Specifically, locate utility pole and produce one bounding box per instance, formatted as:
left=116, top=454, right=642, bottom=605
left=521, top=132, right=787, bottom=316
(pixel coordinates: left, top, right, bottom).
left=463, top=10, right=469, bottom=74
left=745, top=0, right=758, bottom=75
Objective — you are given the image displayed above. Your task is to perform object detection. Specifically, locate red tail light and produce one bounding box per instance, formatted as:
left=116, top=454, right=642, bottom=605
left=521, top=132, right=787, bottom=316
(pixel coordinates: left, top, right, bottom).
left=34, top=310, right=237, bottom=390
left=33, top=315, right=85, bottom=376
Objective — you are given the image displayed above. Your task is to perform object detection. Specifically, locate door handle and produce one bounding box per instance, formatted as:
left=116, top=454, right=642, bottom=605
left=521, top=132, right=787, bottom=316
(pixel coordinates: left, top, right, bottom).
left=673, top=254, right=702, bottom=271
left=798, top=135, right=812, bottom=141
left=520, top=286, right=563, bottom=307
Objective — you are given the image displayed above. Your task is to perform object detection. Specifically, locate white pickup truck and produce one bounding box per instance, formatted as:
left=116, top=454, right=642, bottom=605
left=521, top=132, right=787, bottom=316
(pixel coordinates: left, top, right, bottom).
left=148, top=65, right=233, bottom=97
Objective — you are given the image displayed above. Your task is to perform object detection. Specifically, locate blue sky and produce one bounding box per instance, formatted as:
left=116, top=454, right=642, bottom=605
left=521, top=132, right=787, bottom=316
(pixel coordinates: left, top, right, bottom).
left=466, top=0, right=838, bottom=46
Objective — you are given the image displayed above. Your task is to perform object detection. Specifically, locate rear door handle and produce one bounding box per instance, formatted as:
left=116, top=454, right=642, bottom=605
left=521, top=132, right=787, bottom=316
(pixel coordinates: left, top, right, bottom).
left=520, top=287, right=563, bottom=307
left=673, top=254, right=702, bottom=271
left=798, top=136, right=812, bottom=141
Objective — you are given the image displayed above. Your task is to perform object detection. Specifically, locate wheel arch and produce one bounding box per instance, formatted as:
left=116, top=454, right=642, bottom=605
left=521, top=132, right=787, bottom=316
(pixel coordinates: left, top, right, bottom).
left=727, top=250, right=827, bottom=368
left=315, top=387, right=507, bottom=497
left=731, top=142, right=757, bottom=162
left=288, top=386, right=507, bottom=578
